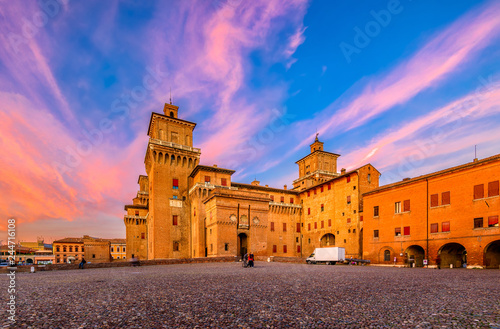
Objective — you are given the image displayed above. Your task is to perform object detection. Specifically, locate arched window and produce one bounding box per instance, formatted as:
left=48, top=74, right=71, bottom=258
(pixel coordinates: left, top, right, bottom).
left=117, top=247, right=120, bottom=252
left=170, top=111, right=174, bottom=117
left=63, top=246, right=67, bottom=252
left=69, top=246, right=73, bottom=252
left=75, top=246, right=79, bottom=252
left=111, top=247, right=114, bottom=252
left=56, top=246, right=60, bottom=252
left=384, top=250, right=391, bottom=262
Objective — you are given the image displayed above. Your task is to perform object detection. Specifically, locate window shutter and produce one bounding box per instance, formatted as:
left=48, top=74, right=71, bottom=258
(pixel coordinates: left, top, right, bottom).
left=205, top=176, right=211, bottom=183
left=296, top=223, right=301, bottom=233
left=328, top=184, right=331, bottom=190
left=347, top=195, right=351, bottom=204
left=328, top=219, right=332, bottom=226
left=270, top=195, right=274, bottom=201
left=442, top=221, right=450, bottom=232
left=270, top=222, right=274, bottom=231
left=173, top=179, right=179, bottom=187
left=346, top=176, right=351, bottom=183
left=314, top=222, right=317, bottom=229
left=488, top=216, right=499, bottom=227
left=488, top=181, right=499, bottom=197
left=441, top=191, right=450, bottom=205
left=374, top=206, right=379, bottom=217
left=308, top=223, right=311, bottom=231
left=307, top=191, right=310, bottom=197
left=430, top=223, right=438, bottom=233
left=281, top=196, right=284, bottom=202
left=321, top=221, right=324, bottom=228
left=430, top=194, right=438, bottom=207
left=360, top=216, right=363, bottom=222
left=172, top=215, right=178, bottom=226
left=221, top=178, right=227, bottom=186
left=297, top=246, right=301, bottom=253
left=273, top=245, right=277, bottom=253
left=290, top=198, right=294, bottom=204
left=347, top=218, right=351, bottom=224
left=283, top=223, right=287, bottom=232
left=403, top=226, right=410, bottom=236
left=474, top=184, right=484, bottom=199
left=321, top=186, right=324, bottom=192
left=395, top=227, right=401, bottom=236
left=308, top=208, right=311, bottom=215
left=403, top=200, right=410, bottom=212
left=283, top=245, right=287, bottom=253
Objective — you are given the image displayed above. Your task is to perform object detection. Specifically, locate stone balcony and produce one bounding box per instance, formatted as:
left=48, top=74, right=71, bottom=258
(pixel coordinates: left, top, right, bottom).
left=150, top=138, right=201, bottom=154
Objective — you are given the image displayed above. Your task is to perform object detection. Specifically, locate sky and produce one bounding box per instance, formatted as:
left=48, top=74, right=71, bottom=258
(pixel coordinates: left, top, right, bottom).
left=1, top=0, right=500, bottom=243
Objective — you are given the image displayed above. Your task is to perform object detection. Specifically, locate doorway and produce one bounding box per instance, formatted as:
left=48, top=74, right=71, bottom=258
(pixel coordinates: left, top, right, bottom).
left=237, top=233, right=248, bottom=258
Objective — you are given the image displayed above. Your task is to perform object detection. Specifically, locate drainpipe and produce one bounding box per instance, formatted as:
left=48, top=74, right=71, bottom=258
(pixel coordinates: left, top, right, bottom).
left=426, top=178, right=429, bottom=264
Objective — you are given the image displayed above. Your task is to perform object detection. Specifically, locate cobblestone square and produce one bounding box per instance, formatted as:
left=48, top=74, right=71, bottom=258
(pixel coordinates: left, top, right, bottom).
left=4, top=263, right=500, bottom=328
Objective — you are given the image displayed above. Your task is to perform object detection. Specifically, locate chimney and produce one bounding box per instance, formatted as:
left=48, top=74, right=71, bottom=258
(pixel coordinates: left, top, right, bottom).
left=251, top=180, right=260, bottom=186
left=402, top=177, right=411, bottom=181
left=284, top=185, right=287, bottom=190
left=265, top=185, right=269, bottom=188
left=213, top=164, right=218, bottom=167
left=341, top=168, right=346, bottom=175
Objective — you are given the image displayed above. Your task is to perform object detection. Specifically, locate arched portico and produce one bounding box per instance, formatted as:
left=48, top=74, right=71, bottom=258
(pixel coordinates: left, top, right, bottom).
left=484, top=240, right=500, bottom=269
left=404, top=245, right=425, bottom=267
left=439, top=243, right=466, bottom=268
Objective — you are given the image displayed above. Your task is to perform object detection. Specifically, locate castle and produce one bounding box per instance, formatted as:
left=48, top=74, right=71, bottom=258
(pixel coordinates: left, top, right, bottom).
left=124, top=103, right=379, bottom=260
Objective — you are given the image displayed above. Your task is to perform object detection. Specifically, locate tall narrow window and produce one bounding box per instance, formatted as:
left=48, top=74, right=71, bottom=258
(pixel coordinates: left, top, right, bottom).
left=488, top=181, right=499, bottom=197
left=172, top=215, right=178, bottom=226
left=141, top=232, right=145, bottom=239
left=430, top=194, right=439, bottom=207
left=290, top=198, right=294, bottom=204
left=173, top=242, right=179, bottom=251
left=205, top=176, right=211, bottom=183
left=308, top=223, right=311, bottom=231
left=270, top=195, right=275, bottom=201
left=296, top=223, right=301, bottom=233
left=272, top=245, right=277, bottom=253
left=328, top=219, right=332, bottom=226
left=430, top=223, right=438, bottom=233
left=283, top=223, right=287, bottom=232
left=403, top=200, right=410, bottom=212
left=368, top=174, right=371, bottom=184
left=374, top=206, right=379, bottom=217
left=320, top=186, right=324, bottom=192
left=488, top=216, right=499, bottom=227
left=474, top=184, right=484, bottom=199
left=307, top=191, right=310, bottom=197
left=395, top=227, right=401, bottom=236
left=280, top=196, right=284, bottom=203
left=374, top=230, right=379, bottom=238
left=474, top=217, right=483, bottom=229
left=221, top=178, right=227, bottom=186
left=441, top=191, right=450, bottom=205
left=403, top=226, right=410, bottom=236
left=173, top=179, right=179, bottom=189
left=270, top=222, right=275, bottom=232
left=283, top=245, right=287, bottom=253
left=321, top=204, right=324, bottom=212
left=347, top=218, right=351, bottom=224
left=346, top=175, right=351, bottom=183
left=442, top=221, right=450, bottom=232
left=321, top=220, right=324, bottom=228
left=297, top=246, right=301, bottom=253
left=395, top=202, right=401, bottom=214
left=314, top=222, right=317, bottom=229
left=328, top=183, right=331, bottom=190
left=347, top=195, right=351, bottom=204
left=308, top=208, right=311, bottom=215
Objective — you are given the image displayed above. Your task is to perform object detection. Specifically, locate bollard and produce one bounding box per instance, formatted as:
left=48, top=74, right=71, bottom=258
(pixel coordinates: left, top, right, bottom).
left=267, top=257, right=270, bottom=262
left=31, top=266, right=35, bottom=273
left=450, top=264, right=453, bottom=269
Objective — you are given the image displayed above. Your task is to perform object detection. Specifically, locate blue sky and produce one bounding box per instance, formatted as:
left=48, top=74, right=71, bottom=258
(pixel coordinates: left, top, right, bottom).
left=1, top=0, right=499, bottom=241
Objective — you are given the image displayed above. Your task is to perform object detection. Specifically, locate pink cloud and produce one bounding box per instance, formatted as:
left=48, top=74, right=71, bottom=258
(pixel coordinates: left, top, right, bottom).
left=339, top=80, right=500, bottom=181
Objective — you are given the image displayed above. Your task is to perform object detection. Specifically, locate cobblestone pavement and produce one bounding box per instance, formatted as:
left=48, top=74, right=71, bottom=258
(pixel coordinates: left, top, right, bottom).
left=2, top=262, right=500, bottom=328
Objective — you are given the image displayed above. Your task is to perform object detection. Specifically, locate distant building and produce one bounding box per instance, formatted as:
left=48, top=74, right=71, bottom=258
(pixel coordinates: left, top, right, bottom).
left=124, top=103, right=380, bottom=260
left=53, top=236, right=126, bottom=264
left=109, top=239, right=126, bottom=260
left=363, top=154, right=500, bottom=268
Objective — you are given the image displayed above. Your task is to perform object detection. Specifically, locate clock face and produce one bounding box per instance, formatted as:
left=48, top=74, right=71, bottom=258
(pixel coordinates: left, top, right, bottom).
left=230, top=214, right=237, bottom=222
left=253, top=217, right=259, bottom=224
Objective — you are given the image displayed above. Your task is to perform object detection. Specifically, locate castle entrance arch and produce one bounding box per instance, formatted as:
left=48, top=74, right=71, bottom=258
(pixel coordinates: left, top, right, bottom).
left=237, top=233, right=248, bottom=258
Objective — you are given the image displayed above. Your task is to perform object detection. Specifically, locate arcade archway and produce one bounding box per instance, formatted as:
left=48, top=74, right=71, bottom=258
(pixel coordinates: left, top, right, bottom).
left=484, top=240, right=500, bottom=269
left=439, top=243, right=466, bottom=268
left=404, top=245, right=425, bottom=267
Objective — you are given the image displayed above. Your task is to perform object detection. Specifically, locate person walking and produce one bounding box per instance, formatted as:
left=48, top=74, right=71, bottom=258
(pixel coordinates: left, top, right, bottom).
left=79, top=258, right=86, bottom=269
left=248, top=252, right=254, bottom=268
